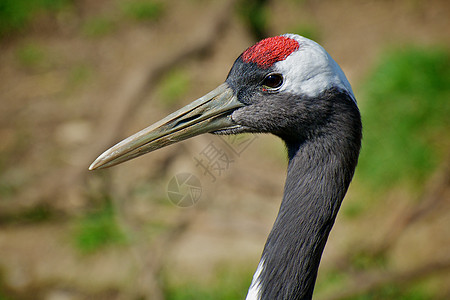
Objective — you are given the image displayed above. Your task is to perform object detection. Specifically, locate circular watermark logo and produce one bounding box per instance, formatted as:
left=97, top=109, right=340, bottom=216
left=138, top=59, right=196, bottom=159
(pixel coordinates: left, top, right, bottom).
left=167, top=173, right=202, bottom=207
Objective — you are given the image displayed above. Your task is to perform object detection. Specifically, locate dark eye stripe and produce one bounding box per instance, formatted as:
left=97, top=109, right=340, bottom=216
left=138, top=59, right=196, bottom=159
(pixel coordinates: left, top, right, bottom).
left=262, top=74, right=283, bottom=89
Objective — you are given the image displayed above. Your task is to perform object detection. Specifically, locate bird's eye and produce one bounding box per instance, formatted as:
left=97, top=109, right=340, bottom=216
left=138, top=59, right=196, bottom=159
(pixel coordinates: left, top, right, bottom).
left=262, top=73, right=283, bottom=90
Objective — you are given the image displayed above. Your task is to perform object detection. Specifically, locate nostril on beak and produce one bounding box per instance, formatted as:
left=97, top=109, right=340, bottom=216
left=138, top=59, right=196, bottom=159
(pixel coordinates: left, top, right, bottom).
left=174, top=114, right=203, bottom=128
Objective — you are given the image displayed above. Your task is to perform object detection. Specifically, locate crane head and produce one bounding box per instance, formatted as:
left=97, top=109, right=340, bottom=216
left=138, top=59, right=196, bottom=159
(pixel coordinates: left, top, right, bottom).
left=89, top=34, right=356, bottom=170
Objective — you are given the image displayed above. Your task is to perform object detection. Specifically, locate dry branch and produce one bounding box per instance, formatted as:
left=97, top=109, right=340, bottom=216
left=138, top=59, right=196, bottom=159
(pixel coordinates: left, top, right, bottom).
left=332, top=154, right=450, bottom=272
left=370, top=154, right=450, bottom=256
left=318, top=258, right=450, bottom=300
left=101, top=2, right=238, bottom=299
left=1, top=0, right=236, bottom=219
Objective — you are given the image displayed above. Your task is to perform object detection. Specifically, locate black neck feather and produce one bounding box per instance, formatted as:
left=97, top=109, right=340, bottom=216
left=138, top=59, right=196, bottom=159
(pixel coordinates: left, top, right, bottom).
left=257, top=92, right=362, bottom=300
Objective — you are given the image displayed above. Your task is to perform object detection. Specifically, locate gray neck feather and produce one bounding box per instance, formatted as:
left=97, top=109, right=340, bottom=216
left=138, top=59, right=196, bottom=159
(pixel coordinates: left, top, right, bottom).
left=256, top=97, right=362, bottom=300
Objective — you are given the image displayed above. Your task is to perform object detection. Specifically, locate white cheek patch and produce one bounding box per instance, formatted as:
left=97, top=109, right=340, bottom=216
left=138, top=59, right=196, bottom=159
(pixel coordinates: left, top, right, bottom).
left=275, top=34, right=356, bottom=104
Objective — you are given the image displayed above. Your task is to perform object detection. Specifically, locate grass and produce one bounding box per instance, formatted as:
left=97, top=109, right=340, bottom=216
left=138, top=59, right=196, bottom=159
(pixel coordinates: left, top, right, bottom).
left=237, top=0, right=270, bottom=40
left=72, top=198, right=127, bottom=254
left=81, top=16, right=116, bottom=38
left=350, top=250, right=388, bottom=271
left=68, top=64, right=93, bottom=88
left=348, top=283, right=435, bottom=300
left=289, top=23, right=321, bottom=42
left=0, top=0, right=72, bottom=38
left=0, top=179, right=17, bottom=200
left=356, top=46, right=450, bottom=193
left=0, top=0, right=163, bottom=39
left=0, top=205, right=52, bottom=226
left=314, top=269, right=348, bottom=295
left=82, top=1, right=164, bottom=37
left=15, top=42, right=47, bottom=70
left=164, top=266, right=253, bottom=300
left=342, top=198, right=366, bottom=219
left=121, top=0, right=165, bottom=22
left=156, top=69, right=191, bottom=108
left=0, top=281, right=11, bottom=300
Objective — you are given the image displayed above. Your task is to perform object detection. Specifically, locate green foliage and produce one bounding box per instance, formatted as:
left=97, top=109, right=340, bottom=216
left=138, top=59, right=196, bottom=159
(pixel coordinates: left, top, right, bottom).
left=348, top=283, right=434, bottom=300
left=0, top=293, right=9, bottom=300
left=314, top=269, right=347, bottom=295
left=342, top=199, right=366, bottom=219
left=350, top=250, right=388, bottom=271
left=157, top=69, right=191, bottom=107
left=0, top=0, right=72, bottom=38
left=0, top=180, right=16, bottom=199
left=72, top=199, right=127, bottom=254
left=15, top=42, right=47, bottom=70
left=0, top=205, right=52, bottom=225
left=357, top=46, right=450, bottom=192
left=289, top=24, right=321, bottom=42
left=17, top=205, right=52, bottom=223
left=82, top=17, right=116, bottom=38
left=237, top=0, right=269, bottom=40
left=164, top=267, right=252, bottom=300
left=0, top=274, right=11, bottom=300
left=68, top=64, right=93, bottom=87
left=122, top=0, right=165, bottom=22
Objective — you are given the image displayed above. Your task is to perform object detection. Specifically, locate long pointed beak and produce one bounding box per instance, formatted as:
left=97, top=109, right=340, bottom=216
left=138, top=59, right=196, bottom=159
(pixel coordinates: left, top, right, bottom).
left=89, top=83, right=243, bottom=170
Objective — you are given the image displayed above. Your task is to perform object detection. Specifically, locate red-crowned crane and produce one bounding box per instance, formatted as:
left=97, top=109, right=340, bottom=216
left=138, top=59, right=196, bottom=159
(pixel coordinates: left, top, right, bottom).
left=89, top=34, right=362, bottom=300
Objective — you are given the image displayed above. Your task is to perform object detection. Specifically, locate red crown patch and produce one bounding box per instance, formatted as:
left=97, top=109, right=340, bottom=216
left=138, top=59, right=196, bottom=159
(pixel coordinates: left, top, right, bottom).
left=242, top=36, right=299, bottom=69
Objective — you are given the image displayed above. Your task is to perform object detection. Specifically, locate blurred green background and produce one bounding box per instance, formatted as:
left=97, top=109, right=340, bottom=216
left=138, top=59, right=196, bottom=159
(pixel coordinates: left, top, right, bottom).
left=0, top=0, right=449, bottom=299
